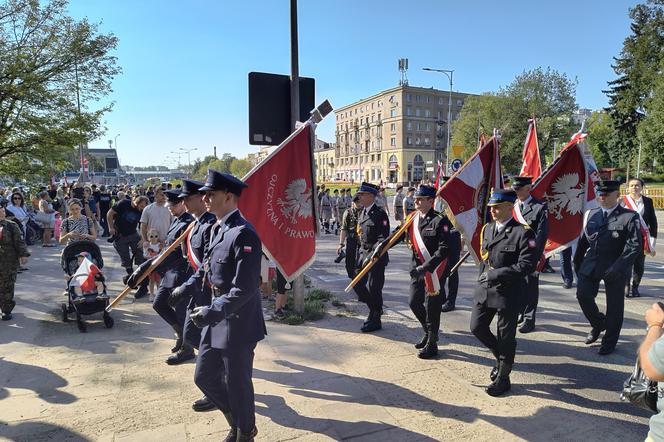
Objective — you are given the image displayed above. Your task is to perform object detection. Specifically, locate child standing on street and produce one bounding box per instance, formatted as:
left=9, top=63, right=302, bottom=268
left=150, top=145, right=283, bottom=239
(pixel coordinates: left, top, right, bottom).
left=143, top=228, right=162, bottom=302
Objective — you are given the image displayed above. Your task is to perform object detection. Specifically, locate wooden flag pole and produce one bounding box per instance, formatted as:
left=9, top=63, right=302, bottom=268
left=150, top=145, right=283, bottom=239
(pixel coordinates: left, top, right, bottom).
left=106, top=222, right=196, bottom=312
left=344, top=213, right=415, bottom=293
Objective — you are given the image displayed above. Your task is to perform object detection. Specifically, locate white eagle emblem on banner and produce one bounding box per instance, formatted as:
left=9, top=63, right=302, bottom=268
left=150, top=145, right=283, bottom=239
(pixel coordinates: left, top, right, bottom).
left=277, top=178, right=312, bottom=224
left=542, top=173, right=584, bottom=220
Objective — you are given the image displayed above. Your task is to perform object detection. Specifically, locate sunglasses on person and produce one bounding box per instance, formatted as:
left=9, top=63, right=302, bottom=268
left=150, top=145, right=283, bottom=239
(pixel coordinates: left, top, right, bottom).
left=12, top=196, right=21, bottom=200
left=148, top=234, right=159, bottom=239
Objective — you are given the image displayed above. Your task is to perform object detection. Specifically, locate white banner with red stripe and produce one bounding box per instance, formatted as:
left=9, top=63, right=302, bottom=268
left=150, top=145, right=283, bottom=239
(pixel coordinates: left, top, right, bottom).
left=409, top=215, right=447, bottom=294
left=185, top=227, right=202, bottom=272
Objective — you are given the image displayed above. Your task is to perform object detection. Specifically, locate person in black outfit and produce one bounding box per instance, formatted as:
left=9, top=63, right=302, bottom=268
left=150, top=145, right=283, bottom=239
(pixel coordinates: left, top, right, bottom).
left=622, top=178, right=658, bottom=298
left=471, top=189, right=537, bottom=396
left=512, top=176, right=549, bottom=333
left=353, top=182, right=390, bottom=333
left=338, top=195, right=361, bottom=280
left=97, top=185, right=112, bottom=237
left=401, top=185, right=452, bottom=358
left=575, top=180, right=642, bottom=355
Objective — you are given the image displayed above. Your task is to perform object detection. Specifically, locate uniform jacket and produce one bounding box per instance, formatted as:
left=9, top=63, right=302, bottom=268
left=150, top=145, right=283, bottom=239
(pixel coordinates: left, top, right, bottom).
left=475, top=218, right=537, bottom=309
left=179, top=211, right=217, bottom=303
left=573, top=206, right=642, bottom=279
left=341, top=207, right=360, bottom=242
left=357, top=203, right=390, bottom=265
left=517, top=196, right=549, bottom=259
left=203, top=210, right=266, bottom=349
left=153, top=212, right=194, bottom=288
left=0, top=219, right=29, bottom=273
left=400, top=209, right=452, bottom=274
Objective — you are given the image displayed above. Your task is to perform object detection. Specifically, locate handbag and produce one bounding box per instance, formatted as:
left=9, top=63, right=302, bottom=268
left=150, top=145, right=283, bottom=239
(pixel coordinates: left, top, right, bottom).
left=621, top=357, right=659, bottom=413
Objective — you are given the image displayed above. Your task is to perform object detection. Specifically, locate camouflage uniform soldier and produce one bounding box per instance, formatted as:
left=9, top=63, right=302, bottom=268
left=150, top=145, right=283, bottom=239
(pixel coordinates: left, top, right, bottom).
left=0, top=204, right=30, bottom=320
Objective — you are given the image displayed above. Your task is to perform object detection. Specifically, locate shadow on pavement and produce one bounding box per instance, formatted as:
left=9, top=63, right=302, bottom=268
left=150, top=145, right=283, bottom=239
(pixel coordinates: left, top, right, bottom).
left=0, top=420, right=91, bottom=441
left=0, top=357, right=76, bottom=404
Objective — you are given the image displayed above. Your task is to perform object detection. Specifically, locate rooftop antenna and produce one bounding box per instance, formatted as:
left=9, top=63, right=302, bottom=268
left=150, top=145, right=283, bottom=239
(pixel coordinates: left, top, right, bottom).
left=398, top=58, right=409, bottom=86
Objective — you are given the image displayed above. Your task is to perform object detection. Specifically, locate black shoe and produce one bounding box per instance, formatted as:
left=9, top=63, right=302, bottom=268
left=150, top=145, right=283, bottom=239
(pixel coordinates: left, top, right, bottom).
left=490, top=365, right=498, bottom=382
left=632, top=286, right=641, bottom=298
left=166, top=348, right=195, bottom=365
left=361, top=319, right=382, bottom=333
left=519, top=321, right=535, bottom=334
left=1, top=313, right=12, bottom=321
left=192, top=395, right=217, bottom=412
left=237, top=426, right=258, bottom=441
left=516, top=314, right=524, bottom=325
left=414, top=333, right=428, bottom=349
left=598, top=345, right=615, bottom=355
left=134, top=285, right=148, bottom=299
left=542, top=265, right=555, bottom=274
left=222, top=428, right=238, bottom=442
left=486, top=377, right=511, bottom=396
left=584, top=326, right=604, bottom=345
left=441, top=301, right=456, bottom=312
left=418, top=340, right=438, bottom=359
left=562, top=282, right=573, bottom=289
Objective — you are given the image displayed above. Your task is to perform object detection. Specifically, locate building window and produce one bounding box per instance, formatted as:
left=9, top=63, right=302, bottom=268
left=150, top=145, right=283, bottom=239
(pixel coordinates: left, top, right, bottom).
left=415, top=108, right=421, bottom=117
left=377, top=154, right=381, bottom=161
left=371, top=154, right=375, bottom=162
left=424, top=137, right=430, bottom=145
left=425, top=122, right=431, bottom=131
left=405, top=107, right=412, bottom=116
left=426, top=95, right=431, bottom=104
left=390, top=108, right=397, bottom=118
left=416, top=122, right=421, bottom=131
left=390, top=137, right=396, bottom=146
left=457, top=99, right=463, bottom=107
left=390, top=123, right=396, bottom=132
left=425, top=109, right=431, bottom=118
left=438, top=97, right=444, bottom=105
left=407, top=136, right=412, bottom=146
left=415, top=136, right=421, bottom=145
left=377, top=113, right=381, bottom=122
left=406, top=93, right=412, bottom=102
left=406, top=121, right=412, bottom=131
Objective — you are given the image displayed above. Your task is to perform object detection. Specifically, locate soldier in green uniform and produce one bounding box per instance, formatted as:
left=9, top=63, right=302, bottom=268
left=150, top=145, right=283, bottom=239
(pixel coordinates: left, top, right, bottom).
left=0, top=203, right=30, bottom=321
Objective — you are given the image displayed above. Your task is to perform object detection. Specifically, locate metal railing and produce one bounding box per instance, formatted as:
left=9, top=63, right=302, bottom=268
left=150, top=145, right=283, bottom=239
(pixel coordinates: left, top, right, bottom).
left=621, top=186, right=664, bottom=209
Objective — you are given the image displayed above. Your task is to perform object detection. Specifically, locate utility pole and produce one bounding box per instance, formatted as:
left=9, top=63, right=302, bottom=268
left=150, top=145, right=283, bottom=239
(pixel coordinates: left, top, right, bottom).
left=423, top=67, right=454, bottom=172
left=74, top=61, right=88, bottom=183
left=290, top=0, right=305, bottom=314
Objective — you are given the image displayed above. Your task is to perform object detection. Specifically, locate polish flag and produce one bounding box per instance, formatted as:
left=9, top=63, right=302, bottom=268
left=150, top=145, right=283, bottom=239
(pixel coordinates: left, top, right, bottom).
left=437, top=136, right=502, bottom=264
left=519, top=118, right=541, bottom=180
left=70, top=257, right=100, bottom=293
left=239, top=123, right=317, bottom=281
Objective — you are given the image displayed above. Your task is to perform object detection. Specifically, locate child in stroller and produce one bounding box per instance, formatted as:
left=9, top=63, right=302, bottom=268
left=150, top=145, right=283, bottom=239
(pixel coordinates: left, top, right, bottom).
left=60, top=241, right=114, bottom=332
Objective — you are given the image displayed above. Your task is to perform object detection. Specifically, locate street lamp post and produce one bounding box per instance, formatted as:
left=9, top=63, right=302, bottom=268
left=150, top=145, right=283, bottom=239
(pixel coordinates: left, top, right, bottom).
left=179, top=147, right=198, bottom=177
left=170, top=151, right=182, bottom=168
left=423, top=67, right=454, bottom=173
left=114, top=133, right=120, bottom=150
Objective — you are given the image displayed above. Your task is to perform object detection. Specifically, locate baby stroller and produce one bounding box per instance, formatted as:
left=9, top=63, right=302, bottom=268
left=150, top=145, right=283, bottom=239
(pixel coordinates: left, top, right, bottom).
left=60, top=241, right=114, bottom=332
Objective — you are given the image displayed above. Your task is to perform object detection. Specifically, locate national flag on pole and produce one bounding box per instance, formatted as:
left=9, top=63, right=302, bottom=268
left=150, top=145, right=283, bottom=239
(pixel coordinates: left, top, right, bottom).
left=437, top=136, right=503, bottom=264
left=530, top=142, right=597, bottom=256
left=70, top=257, right=101, bottom=293
left=519, top=118, right=542, bottom=180
left=238, top=123, right=317, bottom=281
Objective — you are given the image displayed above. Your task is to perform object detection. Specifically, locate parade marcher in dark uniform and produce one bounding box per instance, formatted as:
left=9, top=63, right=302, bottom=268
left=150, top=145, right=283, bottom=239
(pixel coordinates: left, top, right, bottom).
left=167, top=180, right=217, bottom=409
left=189, top=169, right=266, bottom=442
left=574, top=180, right=642, bottom=355
left=471, top=189, right=537, bottom=396
left=98, top=185, right=112, bottom=237
left=354, top=182, right=390, bottom=333
left=622, top=178, right=658, bottom=298
left=128, top=190, right=194, bottom=363
left=338, top=195, right=361, bottom=279
left=0, top=204, right=30, bottom=321
left=400, top=185, right=452, bottom=358
left=512, top=176, right=549, bottom=333
left=437, top=176, right=461, bottom=313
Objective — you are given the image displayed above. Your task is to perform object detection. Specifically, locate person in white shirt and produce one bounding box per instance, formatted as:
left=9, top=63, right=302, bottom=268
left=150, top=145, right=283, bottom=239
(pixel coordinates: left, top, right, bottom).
left=140, top=187, right=172, bottom=245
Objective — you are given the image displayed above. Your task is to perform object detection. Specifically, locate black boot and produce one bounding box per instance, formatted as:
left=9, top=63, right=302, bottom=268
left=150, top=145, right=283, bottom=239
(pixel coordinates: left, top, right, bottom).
left=632, top=274, right=642, bottom=297
left=222, top=411, right=237, bottom=442
left=414, top=326, right=428, bottom=349
left=192, top=395, right=217, bottom=412
left=236, top=426, right=258, bottom=441
left=489, top=351, right=500, bottom=381
left=418, top=326, right=438, bottom=359
left=441, top=300, right=455, bottom=312
left=361, top=311, right=381, bottom=333
left=166, top=343, right=195, bottom=365
left=486, top=362, right=512, bottom=396
left=171, top=324, right=184, bottom=353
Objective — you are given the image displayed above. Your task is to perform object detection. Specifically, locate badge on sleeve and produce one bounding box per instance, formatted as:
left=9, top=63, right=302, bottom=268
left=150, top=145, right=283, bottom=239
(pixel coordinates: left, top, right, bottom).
left=528, top=239, right=536, bottom=248
left=383, top=220, right=388, bottom=226
left=243, top=245, right=253, bottom=253
left=443, top=225, right=449, bottom=233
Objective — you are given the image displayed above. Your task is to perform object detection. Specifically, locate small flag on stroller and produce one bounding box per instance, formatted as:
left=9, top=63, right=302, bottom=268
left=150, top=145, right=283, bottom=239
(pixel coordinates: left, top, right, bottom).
left=71, top=255, right=100, bottom=293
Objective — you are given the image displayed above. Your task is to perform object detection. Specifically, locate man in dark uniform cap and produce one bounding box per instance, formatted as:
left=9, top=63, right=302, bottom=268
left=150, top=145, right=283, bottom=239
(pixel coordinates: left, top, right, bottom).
left=354, top=181, right=390, bottom=333
left=471, top=189, right=537, bottom=396
left=189, top=169, right=265, bottom=441
left=128, top=189, right=195, bottom=363
left=167, top=179, right=217, bottom=408
left=574, top=180, right=641, bottom=355
left=401, top=185, right=453, bottom=358
left=512, top=176, right=549, bottom=333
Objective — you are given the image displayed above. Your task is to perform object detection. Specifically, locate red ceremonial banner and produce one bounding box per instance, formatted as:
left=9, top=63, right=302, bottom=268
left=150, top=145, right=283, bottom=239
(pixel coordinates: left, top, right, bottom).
left=438, top=137, right=502, bottom=264
left=519, top=118, right=542, bottom=180
left=238, top=124, right=316, bottom=281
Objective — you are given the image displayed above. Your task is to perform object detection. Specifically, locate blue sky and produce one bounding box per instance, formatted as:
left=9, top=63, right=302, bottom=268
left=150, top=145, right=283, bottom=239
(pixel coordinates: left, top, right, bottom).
left=68, top=0, right=638, bottom=167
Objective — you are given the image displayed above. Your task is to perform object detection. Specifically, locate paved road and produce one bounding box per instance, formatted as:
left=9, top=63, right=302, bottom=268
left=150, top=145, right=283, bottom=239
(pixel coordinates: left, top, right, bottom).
left=0, top=211, right=661, bottom=441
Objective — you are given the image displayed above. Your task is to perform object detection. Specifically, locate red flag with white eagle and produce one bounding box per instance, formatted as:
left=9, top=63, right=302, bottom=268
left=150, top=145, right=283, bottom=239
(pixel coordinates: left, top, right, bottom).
left=437, top=136, right=503, bottom=264
left=70, top=257, right=101, bottom=293
left=238, top=123, right=316, bottom=281
left=519, top=118, right=542, bottom=180
left=530, top=142, right=597, bottom=256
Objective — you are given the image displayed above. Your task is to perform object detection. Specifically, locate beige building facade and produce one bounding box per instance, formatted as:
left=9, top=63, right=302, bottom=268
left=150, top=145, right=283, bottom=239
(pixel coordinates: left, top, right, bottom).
left=332, top=85, right=471, bottom=185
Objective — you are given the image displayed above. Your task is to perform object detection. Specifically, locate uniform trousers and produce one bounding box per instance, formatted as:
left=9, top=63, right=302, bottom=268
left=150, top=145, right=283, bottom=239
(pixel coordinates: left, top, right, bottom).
left=470, top=301, right=519, bottom=365
left=408, top=276, right=444, bottom=333
left=627, top=253, right=646, bottom=287
left=153, top=283, right=187, bottom=328
left=0, top=271, right=18, bottom=314
left=576, top=274, right=626, bottom=348
left=194, top=334, right=257, bottom=433
left=521, top=273, right=539, bottom=323
left=344, top=238, right=358, bottom=280
left=352, top=259, right=385, bottom=313
left=112, top=232, right=144, bottom=269
left=443, top=234, right=461, bottom=303
left=560, top=247, right=574, bottom=285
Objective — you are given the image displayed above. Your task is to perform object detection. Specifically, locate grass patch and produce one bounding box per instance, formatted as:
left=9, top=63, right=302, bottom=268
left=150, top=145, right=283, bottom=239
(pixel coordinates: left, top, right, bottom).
left=276, top=287, right=334, bottom=324
left=307, top=288, right=333, bottom=302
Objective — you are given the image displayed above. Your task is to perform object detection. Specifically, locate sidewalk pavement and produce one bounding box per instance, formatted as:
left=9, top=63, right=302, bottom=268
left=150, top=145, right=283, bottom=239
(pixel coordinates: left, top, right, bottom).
left=0, top=226, right=656, bottom=441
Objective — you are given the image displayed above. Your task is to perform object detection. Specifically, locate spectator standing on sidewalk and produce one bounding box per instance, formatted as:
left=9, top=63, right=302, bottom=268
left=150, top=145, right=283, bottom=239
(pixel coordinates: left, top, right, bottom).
left=140, top=187, right=172, bottom=246
left=0, top=204, right=30, bottom=321
left=36, top=191, right=57, bottom=247
left=97, top=185, right=112, bottom=237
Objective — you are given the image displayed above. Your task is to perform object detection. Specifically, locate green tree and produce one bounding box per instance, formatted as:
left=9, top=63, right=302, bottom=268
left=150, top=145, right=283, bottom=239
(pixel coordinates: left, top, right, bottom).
left=451, top=67, right=577, bottom=173
left=637, top=58, right=664, bottom=171
left=229, top=158, right=253, bottom=178
left=585, top=111, right=614, bottom=167
left=0, top=0, right=120, bottom=174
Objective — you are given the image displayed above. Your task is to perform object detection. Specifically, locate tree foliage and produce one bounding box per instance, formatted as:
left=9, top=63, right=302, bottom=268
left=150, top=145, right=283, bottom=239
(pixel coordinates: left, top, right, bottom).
left=451, top=67, right=578, bottom=172
left=0, top=0, right=120, bottom=178
left=191, top=154, right=254, bottom=180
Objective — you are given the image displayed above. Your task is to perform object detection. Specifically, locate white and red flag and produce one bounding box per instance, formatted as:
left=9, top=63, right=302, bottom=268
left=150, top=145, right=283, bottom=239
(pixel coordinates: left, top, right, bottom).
left=519, top=118, right=542, bottom=180
left=622, top=195, right=656, bottom=255
left=70, top=257, right=100, bottom=293
left=437, top=136, right=503, bottom=264
left=239, top=123, right=317, bottom=281
left=531, top=142, right=597, bottom=256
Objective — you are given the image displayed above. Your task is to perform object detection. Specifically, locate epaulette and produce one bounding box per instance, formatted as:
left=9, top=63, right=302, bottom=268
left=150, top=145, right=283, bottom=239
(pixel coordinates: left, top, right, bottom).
left=523, top=224, right=531, bottom=230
